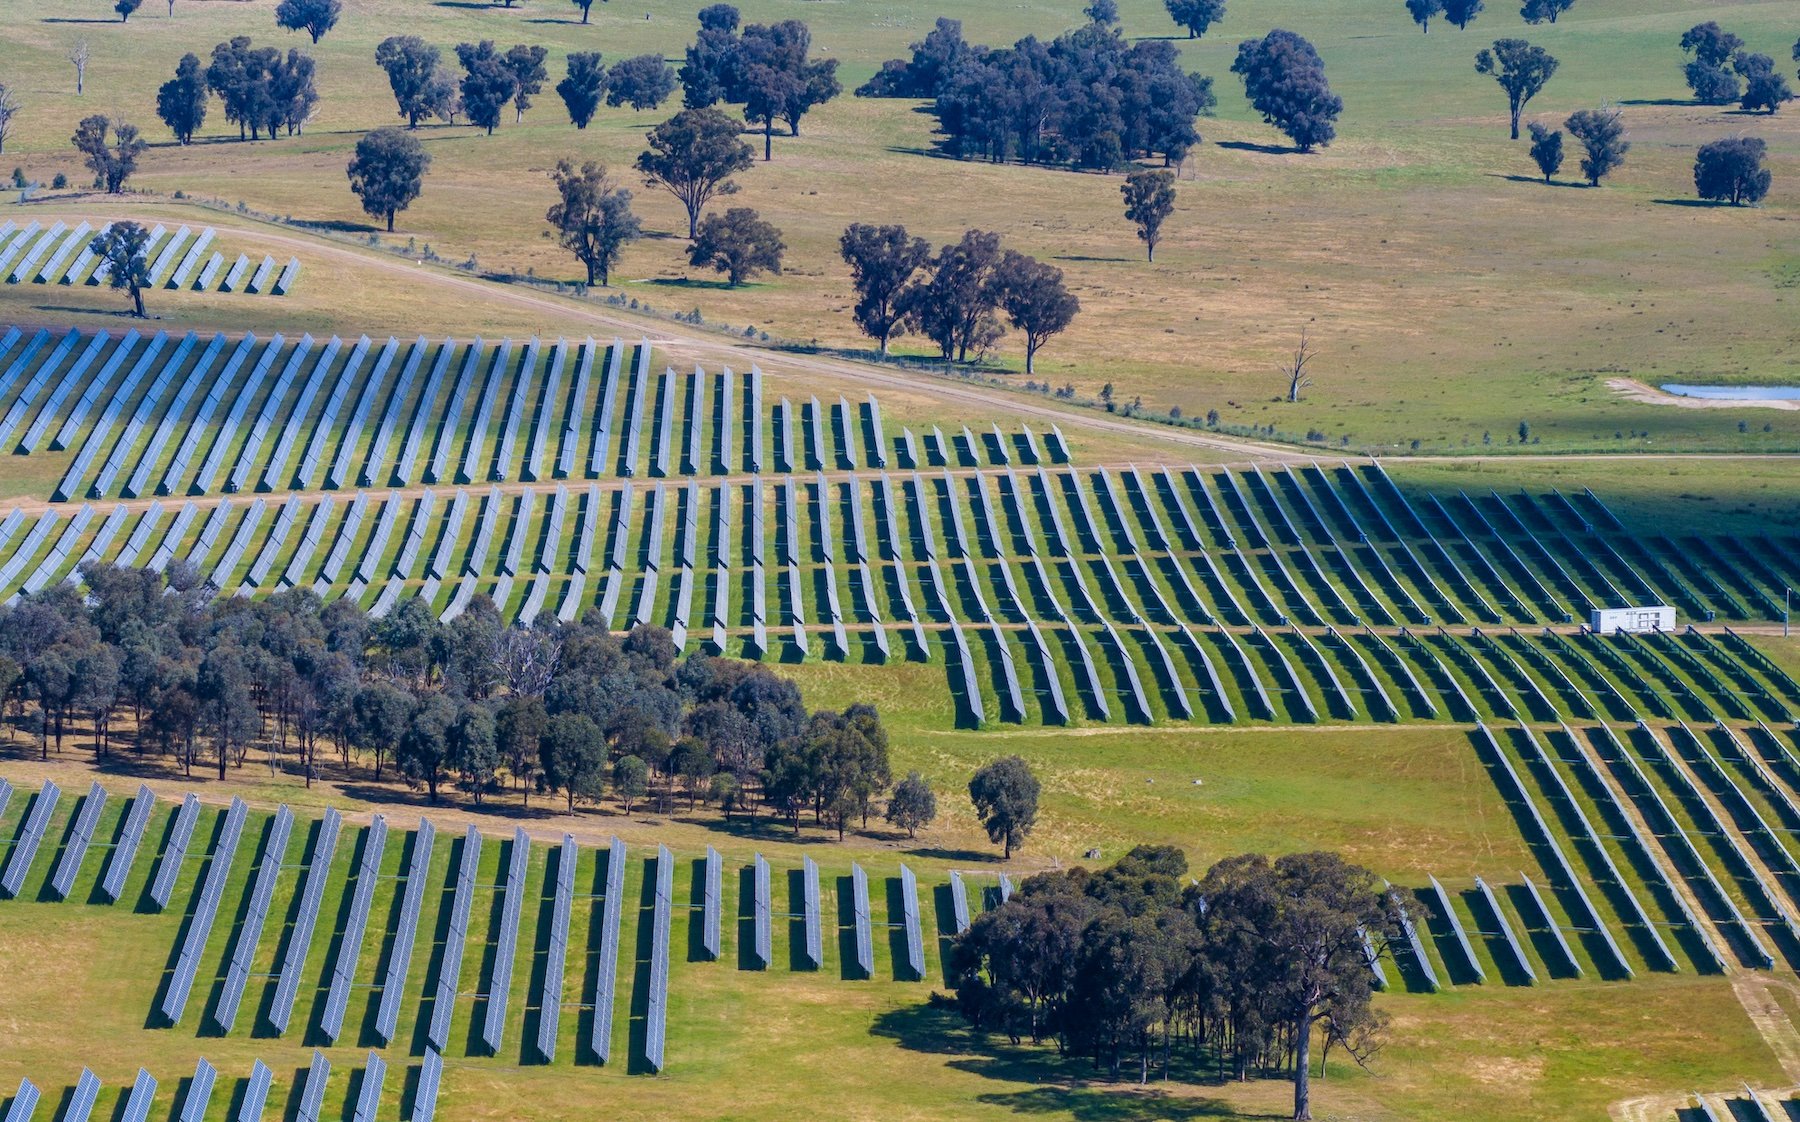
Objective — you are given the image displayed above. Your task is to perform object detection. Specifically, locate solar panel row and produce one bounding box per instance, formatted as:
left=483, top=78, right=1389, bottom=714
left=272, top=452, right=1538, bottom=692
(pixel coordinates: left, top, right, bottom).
left=427, top=825, right=481, bottom=1051
left=47, top=781, right=106, bottom=899
left=752, top=852, right=771, bottom=969
left=215, top=804, right=295, bottom=1032
left=591, top=837, right=626, bottom=1065
left=645, top=844, right=674, bottom=1072
left=321, top=814, right=389, bottom=1041
left=100, top=785, right=157, bottom=902
left=269, top=806, right=343, bottom=1034
left=375, top=817, right=437, bottom=1045
left=536, top=834, right=576, bottom=1062
left=480, top=827, right=530, bottom=1052
left=161, top=798, right=248, bottom=1024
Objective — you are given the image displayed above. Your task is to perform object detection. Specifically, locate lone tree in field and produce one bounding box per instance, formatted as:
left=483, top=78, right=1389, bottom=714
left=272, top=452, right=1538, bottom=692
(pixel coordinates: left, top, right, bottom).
left=689, top=207, right=783, bottom=286
left=570, top=0, right=599, bottom=24
left=1475, top=39, right=1557, bottom=139
left=1694, top=136, right=1770, bottom=205
left=347, top=127, right=431, bottom=232
left=90, top=221, right=153, bottom=317
left=606, top=54, right=677, bottom=111
left=997, top=251, right=1079, bottom=376
left=557, top=52, right=607, bottom=128
left=636, top=107, right=754, bottom=238
left=1680, top=23, right=1744, bottom=104
left=839, top=222, right=931, bottom=357
left=70, top=40, right=90, bottom=95
left=1520, top=0, right=1574, bottom=24
left=1443, top=0, right=1483, bottom=29
left=1527, top=120, right=1563, bottom=182
left=1232, top=30, right=1342, bottom=152
left=455, top=41, right=519, bottom=135
left=1121, top=168, right=1176, bottom=262
left=546, top=159, right=642, bottom=286
left=1734, top=52, right=1792, bottom=114
left=376, top=36, right=453, bottom=129
left=1084, top=0, right=1120, bottom=26
left=1164, top=0, right=1226, bottom=39
left=1406, top=0, right=1444, bottom=32
left=156, top=53, right=209, bottom=144
left=0, top=84, right=17, bottom=155
left=116, top=0, right=143, bottom=22
left=885, top=772, right=936, bottom=838
left=1281, top=328, right=1319, bottom=402
left=275, top=0, right=340, bottom=44
left=71, top=114, right=145, bottom=192
left=1564, top=105, right=1628, bottom=185
left=968, top=755, right=1039, bottom=859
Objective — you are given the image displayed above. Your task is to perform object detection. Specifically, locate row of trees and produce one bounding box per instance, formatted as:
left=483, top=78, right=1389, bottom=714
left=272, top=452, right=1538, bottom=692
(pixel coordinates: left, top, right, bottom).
left=1678, top=24, right=1796, bottom=114
left=949, top=846, right=1405, bottom=1121
left=858, top=18, right=1217, bottom=168
left=152, top=37, right=319, bottom=143
left=0, top=562, right=902, bottom=831
left=117, top=0, right=341, bottom=40
left=1406, top=0, right=1575, bottom=33
left=839, top=225, right=1079, bottom=372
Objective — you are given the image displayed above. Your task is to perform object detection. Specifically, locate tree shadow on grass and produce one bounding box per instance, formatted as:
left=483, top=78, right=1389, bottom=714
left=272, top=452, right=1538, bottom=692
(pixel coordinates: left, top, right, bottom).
left=1488, top=174, right=1585, bottom=188
left=41, top=16, right=121, bottom=23
left=645, top=277, right=745, bottom=292
left=1213, top=139, right=1304, bottom=157
left=1652, top=198, right=1738, bottom=208
left=870, top=1006, right=1277, bottom=1119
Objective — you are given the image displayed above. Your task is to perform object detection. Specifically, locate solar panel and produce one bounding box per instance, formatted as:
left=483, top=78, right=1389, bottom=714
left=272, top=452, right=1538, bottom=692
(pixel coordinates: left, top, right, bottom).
left=321, top=813, right=388, bottom=1041
left=1473, top=877, right=1534, bottom=984
left=176, top=1058, right=215, bottom=1122
left=47, top=780, right=106, bottom=899
left=3, top=1078, right=38, bottom=1122
left=947, top=871, right=971, bottom=934
left=411, top=1050, right=443, bottom=1122
left=645, top=844, right=673, bottom=1071
left=227, top=334, right=325, bottom=492
left=701, top=846, right=722, bottom=961
left=717, top=368, right=735, bottom=473
left=97, top=784, right=156, bottom=902
left=591, top=835, right=627, bottom=1064
left=295, top=1052, right=329, bottom=1122
left=427, top=825, right=481, bottom=1051
left=588, top=340, right=627, bottom=478
left=119, top=1070, right=156, bottom=1122
left=163, top=797, right=248, bottom=1024
left=898, top=864, right=926, bottom=980
left=481, top=827, right=530, bottom=1052
left=493, top=338, right=541, bottom=481
left=0, top=778, right=60, bottom=895
left=237, top=1061, right=272, bottom=1122
left=374, top=817, right=436, bottom=1044
left=64, top=1070, right=100, bottom=1122
left=998, top=873, right=1013, bottom=903
left=801, top=856, right=822, bottom=969
left=752, top=852, right=771, bottom=968
left=850, top=863, right=873, bottom=978
left=329, top=338, right=400, bottom=489
left=524, top=339, right=566, bottom=482
left=215, top=804, right=294, bottom=1030
left=556, top=339, right=595, bottom=480
left=350, top=1054, right=385, bottom=1122
left=269, top=806, right=343, bottom=1034
left=536, top=834, right=576, bottom=1062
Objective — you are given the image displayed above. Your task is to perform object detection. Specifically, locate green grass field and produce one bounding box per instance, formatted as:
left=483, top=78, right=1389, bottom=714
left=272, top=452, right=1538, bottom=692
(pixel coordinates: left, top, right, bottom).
left=0, top=0, right=1795, bottom=452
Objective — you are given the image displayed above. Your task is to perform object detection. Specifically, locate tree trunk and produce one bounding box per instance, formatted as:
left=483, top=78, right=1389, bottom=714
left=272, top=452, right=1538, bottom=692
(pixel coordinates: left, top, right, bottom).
left=1292, top=1013, right=1313, bottom=1120
left=387, top=210, right=396, bottom=233
left=1025, top=343, right=1036, bottom=375
left=764, top=122, right=773, bottom=161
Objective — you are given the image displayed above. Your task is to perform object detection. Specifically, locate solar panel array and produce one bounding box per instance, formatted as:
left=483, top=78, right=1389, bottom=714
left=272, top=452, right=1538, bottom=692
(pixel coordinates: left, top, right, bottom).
left=161, top=797, right=248, bottom=1024
left=752, top=853, right=772, bottom=969
left=428, top=825, right=481, bottom=1052
left=701, top=846, right=722, bottom=961
left=296, top=1051, right=330, bottom=1122
left=321, top=814, right=388, bottom=1042
left=0, top=225, right=264, bottom=294
left=801, top=856, right=823, bottom=969
left=47, top=781, right=105, bottom=899
left=269, top=806, right=342, bottom=1034
left=1, top=780, right=60, bottom=896
left=375, top=817, right=436, bottom=1044
left=536, top=834, right=576, bottom=1062
left=590, top=836, right=626, bottom=1065
left=215, top=804, right=294, bottom=1032
left=480, top=827, right=530, bottom=1053
left=147, top=793, right=202, bottom=911
left=851, top=863, right=874, bottom=978
left=645, top=845, right=673, bottom=1072
left=898, top=864, right=926, bottom=981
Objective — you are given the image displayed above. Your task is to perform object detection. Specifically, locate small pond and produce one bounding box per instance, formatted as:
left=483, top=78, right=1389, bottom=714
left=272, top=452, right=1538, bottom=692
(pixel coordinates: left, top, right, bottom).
left=1659, top=383, right=1800, bottom=400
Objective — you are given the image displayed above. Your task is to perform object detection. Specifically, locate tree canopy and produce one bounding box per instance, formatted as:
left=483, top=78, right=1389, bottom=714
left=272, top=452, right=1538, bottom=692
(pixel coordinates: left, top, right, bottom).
left=275, top=0, right=341, bottom=44
left=376, top=36, right=455, bottom=128
left=155, top=53, right=209, bottom=145
left=968, top=754, right=1040, bottom=857
left=635, top=107, right=754, bottom=238
left=1680, top=22, right=1744, bottom=104
left=1694, top=135, right=1771, bottom=204
left=1564, top=105, right=1628, bottom=185
left=689, top=207, right=784, bottom=287
left=839, top=222, right=933, bottom=357
left=347, top=126, right=431, bottom=232
left=71, top=114, right=145, bottom=193
left=1231, top=30, right=1342, bottom=152
left=88, top=221, right=153, bottom=318
left=546, top=159, right=641, bottom=286
left=206, top=37, right=319, bottom=139
left=1474, top=39, right=1558, bottom=139
left=1121, top=168, right=1177, bottom=262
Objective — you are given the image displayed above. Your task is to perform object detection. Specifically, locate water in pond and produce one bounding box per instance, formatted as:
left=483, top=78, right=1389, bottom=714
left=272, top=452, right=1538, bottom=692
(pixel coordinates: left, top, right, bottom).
left=1659, top=383, right=1800, bottom=400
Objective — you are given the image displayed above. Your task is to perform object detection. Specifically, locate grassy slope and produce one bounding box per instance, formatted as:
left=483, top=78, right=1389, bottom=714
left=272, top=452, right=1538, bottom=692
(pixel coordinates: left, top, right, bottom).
left=0, top=0, right=1794, bottom=452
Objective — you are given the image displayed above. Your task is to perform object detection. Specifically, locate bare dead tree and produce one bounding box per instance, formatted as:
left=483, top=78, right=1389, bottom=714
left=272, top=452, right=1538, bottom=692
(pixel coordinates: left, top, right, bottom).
left=0, top=84, right=18, bottom=154
left=69, top=39, right=90, bottom=95
left=1280, top=328, right=1319, bottom=403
